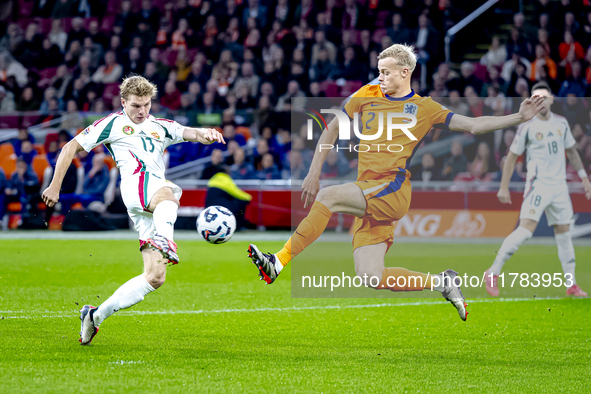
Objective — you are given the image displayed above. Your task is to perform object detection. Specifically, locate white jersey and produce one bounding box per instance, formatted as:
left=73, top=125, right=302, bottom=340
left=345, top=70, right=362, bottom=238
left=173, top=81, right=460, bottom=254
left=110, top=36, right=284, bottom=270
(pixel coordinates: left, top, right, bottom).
left=510, top=112, right=576, bottom=186
left=75, top=111, right=186, bottom=179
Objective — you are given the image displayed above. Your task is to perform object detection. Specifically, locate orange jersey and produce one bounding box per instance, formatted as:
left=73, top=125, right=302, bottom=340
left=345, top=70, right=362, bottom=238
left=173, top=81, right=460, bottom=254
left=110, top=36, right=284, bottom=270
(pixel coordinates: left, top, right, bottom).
left=342, top=84, right=454, bottom=181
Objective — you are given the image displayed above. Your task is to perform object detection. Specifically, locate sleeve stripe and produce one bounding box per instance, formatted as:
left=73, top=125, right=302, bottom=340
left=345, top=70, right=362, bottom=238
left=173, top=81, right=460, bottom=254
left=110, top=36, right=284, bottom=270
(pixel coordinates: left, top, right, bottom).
left=96, top=117, right=117, bottom=144
left=444, top=112, right=454, bottom=126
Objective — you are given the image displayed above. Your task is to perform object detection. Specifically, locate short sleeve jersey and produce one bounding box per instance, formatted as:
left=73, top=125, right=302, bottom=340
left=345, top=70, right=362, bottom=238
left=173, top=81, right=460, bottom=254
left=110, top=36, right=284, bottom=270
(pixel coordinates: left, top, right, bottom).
left=342, top=84, right=454, bottom=181
left=75, top=111, right=185, bottom=178
left=510, top=113, right=575, bottom=185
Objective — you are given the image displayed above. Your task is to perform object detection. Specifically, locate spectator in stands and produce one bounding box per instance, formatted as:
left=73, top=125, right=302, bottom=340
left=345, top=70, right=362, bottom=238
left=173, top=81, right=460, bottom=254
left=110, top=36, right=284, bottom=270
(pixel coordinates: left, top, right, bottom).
left=73, top=55, right=95, bottom=81
left=160, top=80, right=182, bottom=110
left=60, top=100, right=84, bottom=130
left=428, top=76, right=448, bottom=98
left=559, top=61, right=587, bottom=97
left=232, top=62, right=260, bottom=98
left=256, top=153, right=281, bottom=180
left=480, top=36, right=507, bottom=69
left=468, top=141, right=491, bottom=179
left=507, top=61, right=532, bottom=97
left=66, top=18, right=88, bottom=51
left=11, top=129, right=35, bottom=156
left=387, top=13, right=412, bottom=46
left=212, top=50, right=239, bottom=82
left=0, top=86, right=15, bottom=113
left=559, top=31, right=585, bottom=62
left=81, top=154, right=110, bottom=204
left=5, top=158, right=39, bottom=216
left=456, top=62, right=483, bottom=96
left=40, top=88, right=62, bottom=114
left=124, top=47, right=144, bottom=76
left=482, top=66, right=508, bottom=96
left=530, top=44, right=558, bottom=82
left=442, top=141, right=468, bottom=181
left=412, top=14, right=441, bottom=69
left=286, top=150, right=306, bottom=180
left=330, top=46, right=365, bottom=81
left=81, top=37, right=103, bottom=71
left=493, top=156, right=524, bottom=183
left=502, top=53, right=531, bottom=84
left=52, top=0, right=78, bottom=18
left=433, top=62, right=459, bottom=87
left=230, top=148, right=256, bottom=179
left=309, top=48, right=333, bottom=83
left=19, top=141, right=37, bottom=166
left=506, top=27, right=531, bottom=59
left=137, top=0, right=160, bottom=32
left=18, top=23, right=43, bottom=68
left=91, top=51, right=123, bottom=84
left=16, top=86, right=40, bottom=111
left=275, top=80, right=305, bottom=111
left=201, top=149, right=226, bottom=179
left=445, top=90, right=469, bottom=116
left=41, top=38, right=64, bottom=69
left=86, top=20, right=109, bottom=52
left=222, top=123, right=247, bottom=147
left=321, top=149, right=351, bottom=179
left=0, top=52, right=28, bottom=87
left=311, top=30, right=337, bottom=66
left=47, top=19, right=67, bottom=53
left=63, top=40, right=83, bottom=68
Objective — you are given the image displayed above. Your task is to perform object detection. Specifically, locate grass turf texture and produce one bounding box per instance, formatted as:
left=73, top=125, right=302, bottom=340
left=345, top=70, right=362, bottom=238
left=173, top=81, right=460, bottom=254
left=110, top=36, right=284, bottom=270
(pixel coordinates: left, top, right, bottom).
left=0, top=239, right=590, bottom=393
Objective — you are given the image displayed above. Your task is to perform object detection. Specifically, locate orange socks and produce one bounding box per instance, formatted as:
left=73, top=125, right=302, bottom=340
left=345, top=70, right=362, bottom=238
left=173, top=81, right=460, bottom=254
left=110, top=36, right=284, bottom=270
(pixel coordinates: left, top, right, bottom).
left=377, top=267, right=431, bottom=291
left=276, top=201, right=332, bottom=267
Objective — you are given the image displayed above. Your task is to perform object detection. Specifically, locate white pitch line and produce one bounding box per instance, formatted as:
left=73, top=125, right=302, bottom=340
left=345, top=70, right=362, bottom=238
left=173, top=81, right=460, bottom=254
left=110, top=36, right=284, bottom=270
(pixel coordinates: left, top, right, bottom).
left=0, top=297, right=586, bottom=319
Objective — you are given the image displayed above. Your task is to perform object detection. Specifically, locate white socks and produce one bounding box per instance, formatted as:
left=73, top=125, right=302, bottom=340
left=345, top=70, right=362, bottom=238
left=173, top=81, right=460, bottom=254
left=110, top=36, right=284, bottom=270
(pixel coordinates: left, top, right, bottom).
left=153, top=200, right=178, bottom=240
left=489, top=226, right=533, bottom=276
left=93, top=274, right=155, bottom=326
left=555, top=232, right=577, bottom=284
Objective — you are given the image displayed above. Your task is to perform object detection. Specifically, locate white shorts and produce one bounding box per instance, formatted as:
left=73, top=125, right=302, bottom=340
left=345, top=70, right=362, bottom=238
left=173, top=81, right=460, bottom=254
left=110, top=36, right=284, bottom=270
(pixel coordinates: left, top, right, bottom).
left=120, top=172, right=182, bottom=241
left=520, top=181, right=573, bottom=226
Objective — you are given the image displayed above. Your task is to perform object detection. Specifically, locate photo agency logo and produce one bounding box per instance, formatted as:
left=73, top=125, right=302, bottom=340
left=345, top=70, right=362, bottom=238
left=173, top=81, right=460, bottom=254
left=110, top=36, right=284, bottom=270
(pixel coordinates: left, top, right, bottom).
left=303, top=103, right=419, bottom=153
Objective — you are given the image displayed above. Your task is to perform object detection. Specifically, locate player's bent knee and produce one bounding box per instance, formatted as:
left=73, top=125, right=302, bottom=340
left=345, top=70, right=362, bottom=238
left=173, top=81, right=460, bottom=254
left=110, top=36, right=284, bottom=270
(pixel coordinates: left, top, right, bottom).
left=354, top=265, right=383, bottom=288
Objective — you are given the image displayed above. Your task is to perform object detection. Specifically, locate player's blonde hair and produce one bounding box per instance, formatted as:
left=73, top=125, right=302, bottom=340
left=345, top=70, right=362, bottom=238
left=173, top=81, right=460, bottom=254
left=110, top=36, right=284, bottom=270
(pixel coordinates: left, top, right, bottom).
left=119, top=75, right=158, bottom=100
left=378, top=44, right=417, bottom=72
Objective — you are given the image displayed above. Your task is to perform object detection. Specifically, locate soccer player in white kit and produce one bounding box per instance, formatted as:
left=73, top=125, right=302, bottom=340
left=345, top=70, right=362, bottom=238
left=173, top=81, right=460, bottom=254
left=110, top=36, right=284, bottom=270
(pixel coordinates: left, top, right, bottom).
left=485, top=82, right=591, bottom=297
left=41, top=76, right=225, bottom=344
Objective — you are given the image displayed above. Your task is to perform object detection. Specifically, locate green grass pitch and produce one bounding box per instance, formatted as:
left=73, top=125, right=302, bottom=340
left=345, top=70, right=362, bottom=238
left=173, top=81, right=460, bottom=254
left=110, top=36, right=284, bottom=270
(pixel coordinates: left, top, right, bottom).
left=1, top=239, right=590, bottom=393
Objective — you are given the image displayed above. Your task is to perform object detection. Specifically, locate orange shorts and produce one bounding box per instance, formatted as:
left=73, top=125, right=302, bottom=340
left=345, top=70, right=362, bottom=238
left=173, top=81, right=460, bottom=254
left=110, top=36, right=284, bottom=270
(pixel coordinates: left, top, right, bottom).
left=352, top=174, right=411, bottom=251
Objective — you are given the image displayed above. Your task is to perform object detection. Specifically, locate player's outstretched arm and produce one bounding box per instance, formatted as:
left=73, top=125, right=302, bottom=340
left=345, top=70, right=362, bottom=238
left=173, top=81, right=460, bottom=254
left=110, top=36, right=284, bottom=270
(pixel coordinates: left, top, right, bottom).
left=302, top=116, right=340, bottom=208
left=497, top=152, right=519, bottom=204
left=448, top=95, right=545, bottom=135
left=183, top=127, right=225, bottom=145
left=41, top=139, right=84, bottom=207
left=566, top=146, right=591, bottom=200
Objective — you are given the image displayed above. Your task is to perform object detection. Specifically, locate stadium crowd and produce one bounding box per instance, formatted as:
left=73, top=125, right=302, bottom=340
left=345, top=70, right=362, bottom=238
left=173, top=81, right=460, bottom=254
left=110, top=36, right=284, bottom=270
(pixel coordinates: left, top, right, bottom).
left=2, top=0, right=591, bottom=221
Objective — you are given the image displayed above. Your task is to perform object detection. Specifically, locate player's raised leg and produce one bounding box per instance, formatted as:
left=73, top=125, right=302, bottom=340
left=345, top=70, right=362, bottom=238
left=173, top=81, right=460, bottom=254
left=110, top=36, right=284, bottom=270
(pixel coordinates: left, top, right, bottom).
left=554, top=224, right=588, bottom=296
left=146, top=187, right=181, bottom=264
left=248, top=183, right=366, bottom=283
left=354, top=243, right=468, bottom=321
left=485, top=219, right=536, bottom=296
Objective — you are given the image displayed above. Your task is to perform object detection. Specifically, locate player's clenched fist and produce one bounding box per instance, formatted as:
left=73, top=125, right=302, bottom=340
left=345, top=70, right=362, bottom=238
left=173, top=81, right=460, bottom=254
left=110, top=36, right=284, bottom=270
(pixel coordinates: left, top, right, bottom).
left=497, top=187, right=512, bottom=204
left=41, top=185, right=60, bottom=207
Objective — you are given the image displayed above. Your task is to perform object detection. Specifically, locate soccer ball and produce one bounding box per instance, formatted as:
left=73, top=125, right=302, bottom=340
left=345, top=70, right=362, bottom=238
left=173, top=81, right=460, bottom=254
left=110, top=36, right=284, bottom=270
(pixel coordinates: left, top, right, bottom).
left=196, top=206, right=237, bottom=244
